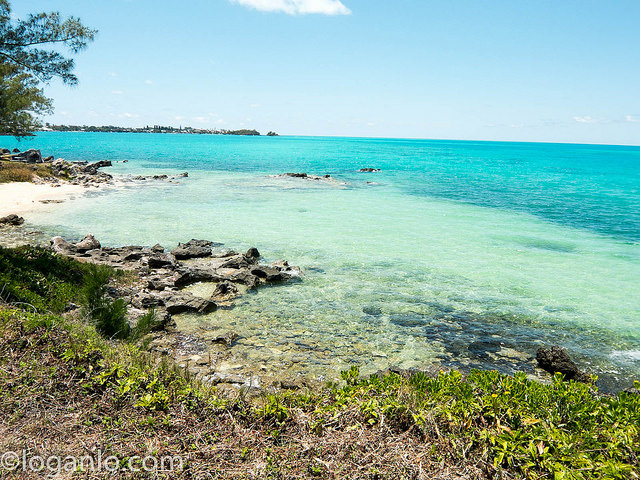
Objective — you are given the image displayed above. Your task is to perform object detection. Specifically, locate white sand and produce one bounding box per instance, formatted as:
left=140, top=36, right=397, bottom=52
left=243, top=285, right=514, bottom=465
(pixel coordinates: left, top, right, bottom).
left=0, top=182, right=85, bottom=217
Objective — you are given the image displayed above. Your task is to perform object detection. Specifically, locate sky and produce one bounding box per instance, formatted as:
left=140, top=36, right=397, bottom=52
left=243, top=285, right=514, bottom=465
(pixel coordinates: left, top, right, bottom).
left=12, top=0, right=640, bottom=145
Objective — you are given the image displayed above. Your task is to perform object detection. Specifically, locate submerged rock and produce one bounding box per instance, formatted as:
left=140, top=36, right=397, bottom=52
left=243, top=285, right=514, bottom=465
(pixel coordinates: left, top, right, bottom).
left=536, top=346, right=591, bottom=383
left=358, top=168, right=381, bottom=172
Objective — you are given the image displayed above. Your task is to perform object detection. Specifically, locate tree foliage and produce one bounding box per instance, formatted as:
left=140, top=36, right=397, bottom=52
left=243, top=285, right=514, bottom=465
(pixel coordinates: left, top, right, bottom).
left=0, top=62, right=52, bottom=136
left=0, top=0, right=95, bottom=137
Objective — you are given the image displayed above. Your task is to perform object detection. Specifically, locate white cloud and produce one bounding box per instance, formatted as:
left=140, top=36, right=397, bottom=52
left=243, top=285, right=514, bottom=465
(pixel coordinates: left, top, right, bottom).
left=230, top=0, right=351, bottom=15
left=625, top=115, right=640, bottom=123
left=573, top=116, right=597, bottom=124
left=145, top=80, right=153, bottom=85
left=111, top=90, right=123, bottom=95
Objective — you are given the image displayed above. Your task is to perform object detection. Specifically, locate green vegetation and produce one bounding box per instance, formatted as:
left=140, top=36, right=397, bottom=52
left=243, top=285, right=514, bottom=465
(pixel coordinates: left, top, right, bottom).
left=0, top=159, right=57, bottom=183
left=0, top=245, right=638, bottom=479
left=0, top=0, right=95, bottom=137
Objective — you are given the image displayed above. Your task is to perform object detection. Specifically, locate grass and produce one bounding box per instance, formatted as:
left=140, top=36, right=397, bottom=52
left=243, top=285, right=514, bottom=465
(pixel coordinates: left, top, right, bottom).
left=0, top=160, right=56, bottom=183
left=0, top=246, right=638, bottom=479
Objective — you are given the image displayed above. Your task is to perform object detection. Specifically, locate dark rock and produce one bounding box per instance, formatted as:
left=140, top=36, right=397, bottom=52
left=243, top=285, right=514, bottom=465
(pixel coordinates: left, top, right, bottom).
left=284, top=172, right=308, bottom=178
left=12, top=148, right=19, bottom=153
left=536, top=346, right=591, bottom=382
left=226, top=270, right=260, bottom=288
left=165, top=293, right=217, bottom=314
left=173, top=267, right=223, bottom=288
left=172, top=239, right=215, bottom=259
left=1, top=148, right=11, bottom=154
left=43, top=155, right=54, bottom=162
left=148, top=254, right=173, bottom=269
left=359, top=168, right=381, bottom=172
left=74, top=234, right=101, bottom=252
left=219, top=255, right=251, bottom=269
left=0, top=214, right=24, bottom=226
left=12, top=149, right=42, bottom=163
left=211, top=281, right=239, bottom=302
left=250, top=265, right=286, bottom=282
left=151, top=244, right=165, bottom=253
left=152, top=174, right=168, bottom=180
left=245, top=247, right=260, bottom=259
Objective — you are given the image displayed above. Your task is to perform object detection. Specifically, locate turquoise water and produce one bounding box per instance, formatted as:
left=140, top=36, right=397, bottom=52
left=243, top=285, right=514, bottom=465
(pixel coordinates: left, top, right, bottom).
left=8, top=133, right=640, bottom=389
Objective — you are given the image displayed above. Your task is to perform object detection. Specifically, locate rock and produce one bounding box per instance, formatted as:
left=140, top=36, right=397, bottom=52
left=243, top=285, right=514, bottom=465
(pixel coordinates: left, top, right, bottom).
left=176, top=172, right=188, bottom=178
left=12, top=149, right=42, bottom=163
left=165, top=293, right=217, bottom=314
left=50, top=236, right=76, bottom=254
left=362, top=305, right=382, bottom=316
left=0, top=214, right=24, bottom=226
left=250, top=265, right=286, bottom=282
left=536, top=346, right=591, bottom=382
left=245, top=247, right=260, bottom=259
left=209, top=331, right=239, bottom=346
left=148, top=254, right=174, bottom=269
left=173, top=267, right=222, bottom=288
left=218, top=254, right=252, bottom=269
left=284, top=172, right=308, bottom=178
left=12, top=148, right=19, bottom=153
left=151, top=244, right=165, bottom=253
left=172, top=239, right=215, bottom=259
left=226, top=270, right=260, bottom=289
left=211, top=281, right=239, bottom=302
left=82, top=160, right=112, bottom=175
left=74, top=234, right=101, bottom=252
left=359, top=168, right=381, bottom=172
left=43, top=155, right=54, bottom=162
left=1, top=148, right=10, bottom=154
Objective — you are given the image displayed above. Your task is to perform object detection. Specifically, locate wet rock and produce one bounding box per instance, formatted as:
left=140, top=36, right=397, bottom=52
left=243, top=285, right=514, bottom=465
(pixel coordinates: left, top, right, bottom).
left=283, top=172, right=308, bottom=178
left=358, top=168, right=381, bottom=172
left=0, top=148, right=10, bottom=155
left=172, top=239, right=215, bottom=259
left=211, top=281, right=239, bottom=302
left=74, top=234, right=101, bottom=252
left=250, top=265, right=286, bottom=282
left=151, top=243, right=165, bottom=253
left=536, top=346, right=591, bottom=382
left=245, top=247, right=260, bottom=259
left=209, top=331, right=239, bottom=346
left=219, top=254, right=252, bottom=269
left=226, top=270, right=260, bottom=288
left=362, top=305, right=382, bottom=316
left=82, top=160, right=112, bottom=175
left=0, top=214, right=24, bottom=226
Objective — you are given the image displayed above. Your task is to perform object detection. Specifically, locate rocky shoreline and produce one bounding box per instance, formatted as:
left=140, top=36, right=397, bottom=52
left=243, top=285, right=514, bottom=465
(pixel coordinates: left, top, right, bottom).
left=46, top=233, right=305, bottom=392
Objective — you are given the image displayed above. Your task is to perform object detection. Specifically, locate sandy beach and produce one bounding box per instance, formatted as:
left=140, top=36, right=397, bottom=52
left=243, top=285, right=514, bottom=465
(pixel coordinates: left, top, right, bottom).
left=0, top=181, right=85, bottom=217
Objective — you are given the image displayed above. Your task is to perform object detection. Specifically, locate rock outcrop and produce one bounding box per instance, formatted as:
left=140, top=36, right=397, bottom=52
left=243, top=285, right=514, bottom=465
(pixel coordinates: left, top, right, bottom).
left=0, top=214, right=25, bottom=226
left=536, top=346, right=591, bottom=383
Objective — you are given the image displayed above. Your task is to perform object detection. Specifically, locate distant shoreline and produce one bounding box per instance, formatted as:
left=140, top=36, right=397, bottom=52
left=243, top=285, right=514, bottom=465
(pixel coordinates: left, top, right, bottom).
left=41, top=125, right=278, bottom=136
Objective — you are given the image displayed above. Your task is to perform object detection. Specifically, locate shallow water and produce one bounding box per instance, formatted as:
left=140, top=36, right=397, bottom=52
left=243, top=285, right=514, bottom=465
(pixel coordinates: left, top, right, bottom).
left=7, top=133, right=640, bottom=390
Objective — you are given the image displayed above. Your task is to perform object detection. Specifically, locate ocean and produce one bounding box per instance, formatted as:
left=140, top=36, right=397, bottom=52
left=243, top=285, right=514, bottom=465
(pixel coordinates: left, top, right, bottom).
left=7, top=132, right=640, bottom=390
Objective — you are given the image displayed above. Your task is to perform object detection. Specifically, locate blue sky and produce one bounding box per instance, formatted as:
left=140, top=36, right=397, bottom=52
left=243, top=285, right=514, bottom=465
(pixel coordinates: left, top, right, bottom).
left=13, top=0, right=640, bottom=144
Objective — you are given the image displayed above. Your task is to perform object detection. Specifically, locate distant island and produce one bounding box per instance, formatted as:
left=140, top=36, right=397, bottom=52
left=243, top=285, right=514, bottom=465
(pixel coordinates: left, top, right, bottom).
left=42, top=124, right=279, bottom=136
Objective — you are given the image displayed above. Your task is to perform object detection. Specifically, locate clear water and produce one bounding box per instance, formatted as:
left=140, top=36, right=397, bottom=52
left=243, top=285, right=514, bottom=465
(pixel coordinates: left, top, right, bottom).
left=7, top=133, right=640, bottom=390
